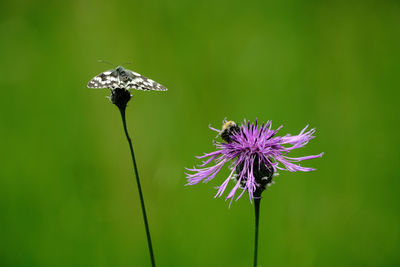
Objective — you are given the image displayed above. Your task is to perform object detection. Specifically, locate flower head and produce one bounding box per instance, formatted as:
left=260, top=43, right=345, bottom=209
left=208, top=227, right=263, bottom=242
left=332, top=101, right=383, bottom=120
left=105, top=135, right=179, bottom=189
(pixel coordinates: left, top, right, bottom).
left=110, top=88, right=132, bottom=110
left=186, top=119, right=323, bottom=205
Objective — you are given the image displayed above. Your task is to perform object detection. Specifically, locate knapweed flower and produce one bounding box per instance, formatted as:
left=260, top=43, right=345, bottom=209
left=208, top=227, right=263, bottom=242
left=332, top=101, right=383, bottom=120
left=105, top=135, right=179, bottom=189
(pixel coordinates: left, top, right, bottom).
left=186, top=119, right=323, bottom=204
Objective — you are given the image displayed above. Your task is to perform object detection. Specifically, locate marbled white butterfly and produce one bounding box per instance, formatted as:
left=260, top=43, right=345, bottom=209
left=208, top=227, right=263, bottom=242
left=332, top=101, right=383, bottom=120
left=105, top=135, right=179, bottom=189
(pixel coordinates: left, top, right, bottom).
left=87, top=66, right=167, bottom=91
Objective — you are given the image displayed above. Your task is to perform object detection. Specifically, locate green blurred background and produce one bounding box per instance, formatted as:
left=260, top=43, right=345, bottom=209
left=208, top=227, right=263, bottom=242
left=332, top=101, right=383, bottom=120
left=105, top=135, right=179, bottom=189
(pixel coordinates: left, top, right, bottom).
left=1, top=0, right=399, bottom=266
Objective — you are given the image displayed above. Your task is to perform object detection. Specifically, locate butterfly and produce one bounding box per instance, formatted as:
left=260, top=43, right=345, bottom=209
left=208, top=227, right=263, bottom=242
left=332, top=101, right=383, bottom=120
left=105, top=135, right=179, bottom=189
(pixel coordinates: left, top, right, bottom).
left=87, top=66, right=168, bottom=91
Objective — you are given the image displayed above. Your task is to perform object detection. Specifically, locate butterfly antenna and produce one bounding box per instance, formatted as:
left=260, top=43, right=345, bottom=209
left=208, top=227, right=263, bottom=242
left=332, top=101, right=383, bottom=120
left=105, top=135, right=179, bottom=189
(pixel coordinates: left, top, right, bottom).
left=98, top=60, right=116, bottom=67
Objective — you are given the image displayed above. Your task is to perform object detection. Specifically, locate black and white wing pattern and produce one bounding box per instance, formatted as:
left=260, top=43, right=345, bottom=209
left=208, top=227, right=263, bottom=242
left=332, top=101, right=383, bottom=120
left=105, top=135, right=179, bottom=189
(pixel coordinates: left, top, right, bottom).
left=87, top=70, right=120, bottom=89
left=87, top=66, right=168, bottom=91
left=124, top=69, right=168, bottom=91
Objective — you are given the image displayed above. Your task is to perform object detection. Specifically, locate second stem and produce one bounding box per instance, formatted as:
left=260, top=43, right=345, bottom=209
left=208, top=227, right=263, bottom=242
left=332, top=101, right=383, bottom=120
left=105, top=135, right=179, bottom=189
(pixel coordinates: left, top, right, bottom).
left=253, top=197, right=261, bottom=267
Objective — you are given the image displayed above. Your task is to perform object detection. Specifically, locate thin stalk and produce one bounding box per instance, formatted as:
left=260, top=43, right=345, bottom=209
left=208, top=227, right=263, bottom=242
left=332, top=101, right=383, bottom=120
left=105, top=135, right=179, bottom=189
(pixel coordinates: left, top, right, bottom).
left=253, top=198, right=261, bottom=267
left=119, top=107, right=156, bottom=267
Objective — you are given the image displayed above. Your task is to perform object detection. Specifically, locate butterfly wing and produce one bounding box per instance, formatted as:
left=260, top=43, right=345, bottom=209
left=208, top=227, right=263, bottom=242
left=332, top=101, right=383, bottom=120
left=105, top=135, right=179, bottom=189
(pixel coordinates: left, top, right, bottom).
left=124, top=69, right=168, bottom=91
left=87, top=70, right=120, bottom=89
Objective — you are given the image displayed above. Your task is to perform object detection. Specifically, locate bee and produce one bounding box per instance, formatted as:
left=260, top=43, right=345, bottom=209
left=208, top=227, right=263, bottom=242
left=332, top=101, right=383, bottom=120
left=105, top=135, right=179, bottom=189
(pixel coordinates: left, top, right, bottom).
left=220, top=120, right=240, bottom=143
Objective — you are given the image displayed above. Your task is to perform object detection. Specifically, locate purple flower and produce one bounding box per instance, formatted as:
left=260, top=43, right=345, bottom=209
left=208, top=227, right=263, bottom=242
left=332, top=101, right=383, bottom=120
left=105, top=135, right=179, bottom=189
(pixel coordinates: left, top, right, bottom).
left=186, top=119, right=323, bottom=205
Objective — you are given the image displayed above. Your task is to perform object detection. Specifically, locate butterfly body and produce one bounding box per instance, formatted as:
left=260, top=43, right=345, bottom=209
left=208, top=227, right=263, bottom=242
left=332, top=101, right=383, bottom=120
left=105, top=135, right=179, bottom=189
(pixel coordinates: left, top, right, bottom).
left=87, top=66, right=167, bottom=91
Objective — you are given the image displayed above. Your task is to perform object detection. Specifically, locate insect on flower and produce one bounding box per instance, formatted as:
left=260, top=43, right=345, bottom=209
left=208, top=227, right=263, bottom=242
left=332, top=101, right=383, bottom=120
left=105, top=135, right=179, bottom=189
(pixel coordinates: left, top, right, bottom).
left=87, top=65, right=168, bottom=91
left=186, top=119, right=323, bottom=205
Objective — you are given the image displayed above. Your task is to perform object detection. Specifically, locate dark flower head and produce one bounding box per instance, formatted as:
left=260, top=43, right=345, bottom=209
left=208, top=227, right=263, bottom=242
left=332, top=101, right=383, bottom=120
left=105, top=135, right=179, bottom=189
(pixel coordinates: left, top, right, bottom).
left=186, top=119, right=323, bottom=205
left=110, top=88, right=132, bottom=110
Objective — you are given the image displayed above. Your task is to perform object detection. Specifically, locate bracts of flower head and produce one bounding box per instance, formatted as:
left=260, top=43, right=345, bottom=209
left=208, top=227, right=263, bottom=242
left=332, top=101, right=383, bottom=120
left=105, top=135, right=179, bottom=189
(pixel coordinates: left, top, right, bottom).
left=186, top=119, right=323, bottom=205
left=110, top=88, right=132, bottom=110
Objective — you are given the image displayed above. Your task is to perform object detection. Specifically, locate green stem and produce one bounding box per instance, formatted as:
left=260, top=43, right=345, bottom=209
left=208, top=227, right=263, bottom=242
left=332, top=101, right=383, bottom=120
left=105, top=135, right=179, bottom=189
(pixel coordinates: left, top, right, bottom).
left=119, top=108, right=156, bottom=267
left=253, top=198, right=261, bottom=267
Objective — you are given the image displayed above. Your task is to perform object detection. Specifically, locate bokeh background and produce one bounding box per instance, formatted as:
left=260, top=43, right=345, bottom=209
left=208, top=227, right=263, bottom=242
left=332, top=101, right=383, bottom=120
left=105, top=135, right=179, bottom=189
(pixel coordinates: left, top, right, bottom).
left=1, top=0, right=399, bottom=266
